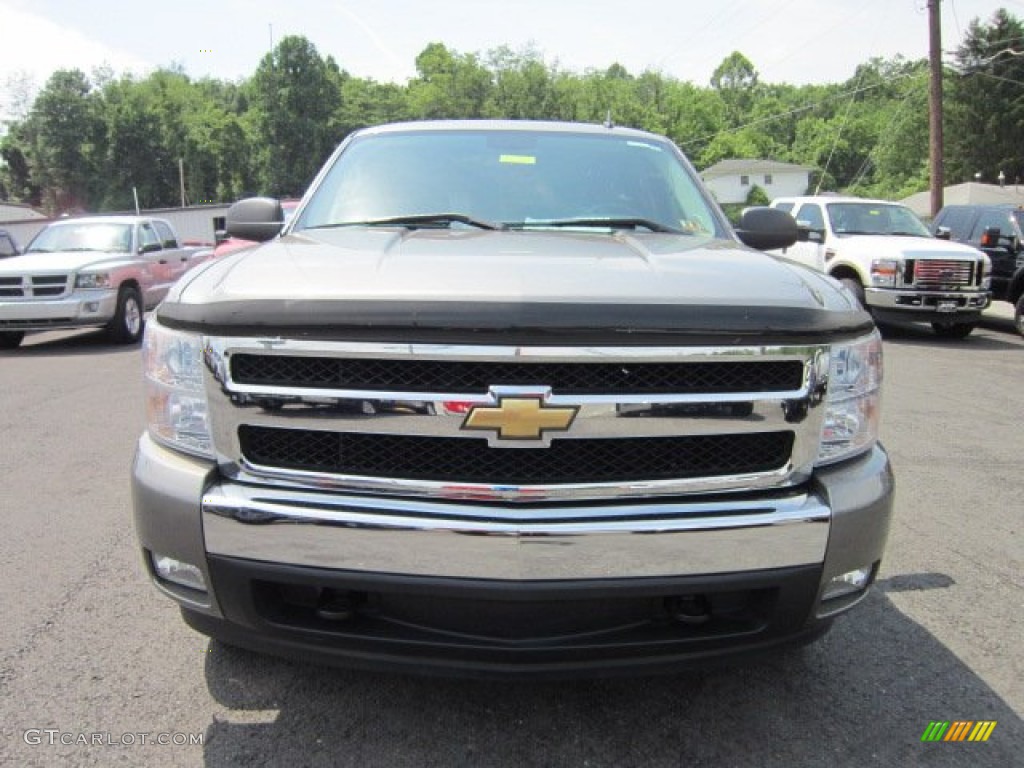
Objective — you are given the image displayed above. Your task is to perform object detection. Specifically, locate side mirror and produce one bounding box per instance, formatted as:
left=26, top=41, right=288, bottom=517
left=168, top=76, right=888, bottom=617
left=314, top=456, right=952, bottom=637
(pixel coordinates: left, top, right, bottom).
left=214, top=229, right=228, bottom=245
left=934, top=226, right=951, bottom=240
left=226, top=197, right=285, bottom=242
left=979, top=226, right=1001, bottom=248
left=138, top=242, right=162, bottom=254
left=735, top=207, right=798, bottom=251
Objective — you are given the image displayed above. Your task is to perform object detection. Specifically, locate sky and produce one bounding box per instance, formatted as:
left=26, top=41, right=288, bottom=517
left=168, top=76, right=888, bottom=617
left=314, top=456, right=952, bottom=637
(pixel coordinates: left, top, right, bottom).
left=2, top=0, right=1023, bottom=121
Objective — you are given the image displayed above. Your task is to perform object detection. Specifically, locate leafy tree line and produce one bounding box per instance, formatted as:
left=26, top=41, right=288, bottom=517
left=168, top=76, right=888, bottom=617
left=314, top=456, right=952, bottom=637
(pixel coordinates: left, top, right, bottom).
left=2, top=9, right=1022, bottom=215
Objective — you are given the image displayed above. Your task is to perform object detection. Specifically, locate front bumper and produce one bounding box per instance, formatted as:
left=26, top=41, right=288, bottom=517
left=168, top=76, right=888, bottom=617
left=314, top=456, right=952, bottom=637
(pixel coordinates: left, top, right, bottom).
left=865, top=287, right=989, bottom=323
left=132, top=434, right=894, bottom=676
left=0, top=290, right=119, bottom=331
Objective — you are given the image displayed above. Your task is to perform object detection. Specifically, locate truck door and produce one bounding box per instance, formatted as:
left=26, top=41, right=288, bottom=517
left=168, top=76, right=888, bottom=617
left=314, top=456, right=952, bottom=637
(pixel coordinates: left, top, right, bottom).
left=783, top=202, right=827, bottom=271
left=153, top=220, right=191, bottom=283
left=969, top=209, right=1017, bottom=299
left=136, top=221, right=173, bottom=304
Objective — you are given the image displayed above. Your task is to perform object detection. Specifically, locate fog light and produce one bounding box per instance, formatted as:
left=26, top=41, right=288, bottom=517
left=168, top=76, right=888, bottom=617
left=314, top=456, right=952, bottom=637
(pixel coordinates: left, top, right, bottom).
left=822, top=565, right=874, bottom=601
left=85, top=302, right=99, bottom=312
left=151, top=552, right=207, bottom=592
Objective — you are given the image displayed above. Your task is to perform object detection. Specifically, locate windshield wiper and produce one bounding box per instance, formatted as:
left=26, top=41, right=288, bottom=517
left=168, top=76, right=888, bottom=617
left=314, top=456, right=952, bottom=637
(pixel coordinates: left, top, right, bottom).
left=309, top=213, right=501, bottom=231
left=506, top=217, right=684, bottom=234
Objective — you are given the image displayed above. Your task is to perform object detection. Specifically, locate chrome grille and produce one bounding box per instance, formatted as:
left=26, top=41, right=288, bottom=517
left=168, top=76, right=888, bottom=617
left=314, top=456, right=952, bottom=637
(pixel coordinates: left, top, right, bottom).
left=910, top=259, right=974, bottom=288
left=204, top=338, right=830, bottom=504
left=0, top=274, right=69, bottom=298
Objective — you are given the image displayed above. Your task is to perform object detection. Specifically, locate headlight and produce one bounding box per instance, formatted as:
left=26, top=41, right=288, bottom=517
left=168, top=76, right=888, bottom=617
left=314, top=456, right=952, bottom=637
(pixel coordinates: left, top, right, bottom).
left=75, top=272, right=111, bottom=289
left=143, top=320, right=213, bottom=458
left=869, top=259, right=899, bottom=287
left=817, top=331, right=882, bottom=465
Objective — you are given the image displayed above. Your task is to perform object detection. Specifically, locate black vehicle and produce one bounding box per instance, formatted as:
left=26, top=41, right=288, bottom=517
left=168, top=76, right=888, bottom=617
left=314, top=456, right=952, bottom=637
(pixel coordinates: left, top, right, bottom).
left=931, top=204, right=1024, bottom=334
left=0, top=229, right=18, bottom=259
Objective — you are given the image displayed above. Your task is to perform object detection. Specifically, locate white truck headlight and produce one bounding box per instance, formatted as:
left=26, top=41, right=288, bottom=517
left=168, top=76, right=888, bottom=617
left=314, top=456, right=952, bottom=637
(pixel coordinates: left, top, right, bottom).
left=869, top=259, right=899, bottom=287
left=75, top=272, right=111, bottom=289
left=817, top=331, right=882, bottom=465
left=143, top=321, right=213, bottom=458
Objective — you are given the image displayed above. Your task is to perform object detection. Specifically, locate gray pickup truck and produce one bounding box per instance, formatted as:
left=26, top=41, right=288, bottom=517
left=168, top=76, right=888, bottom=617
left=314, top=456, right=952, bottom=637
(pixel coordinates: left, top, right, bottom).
left=0, top=215, right=211, bottom=348
left=132, top=121, right=893, bottom=677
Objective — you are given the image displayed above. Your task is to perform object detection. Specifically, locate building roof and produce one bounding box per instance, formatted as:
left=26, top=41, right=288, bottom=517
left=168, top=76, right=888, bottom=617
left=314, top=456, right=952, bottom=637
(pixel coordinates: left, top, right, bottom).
left=900, top=182, right=1024, bottom=217
left=701, top=159, right=815, bottom=178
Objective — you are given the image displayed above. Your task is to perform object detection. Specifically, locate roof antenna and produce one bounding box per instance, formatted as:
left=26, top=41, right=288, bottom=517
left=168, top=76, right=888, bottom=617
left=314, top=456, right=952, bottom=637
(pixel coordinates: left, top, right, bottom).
left=604, top=110, right=614, bottom=129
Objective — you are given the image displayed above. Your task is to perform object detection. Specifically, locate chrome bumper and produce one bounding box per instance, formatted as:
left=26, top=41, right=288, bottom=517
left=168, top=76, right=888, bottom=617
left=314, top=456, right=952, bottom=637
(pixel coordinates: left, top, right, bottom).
left=864, top=287, right=989, bottom=314
left=201, top=484, right=830, bottom=580
left=0, top=290, right=118, bottom=330
left=133, top=434, right=893, bottom=623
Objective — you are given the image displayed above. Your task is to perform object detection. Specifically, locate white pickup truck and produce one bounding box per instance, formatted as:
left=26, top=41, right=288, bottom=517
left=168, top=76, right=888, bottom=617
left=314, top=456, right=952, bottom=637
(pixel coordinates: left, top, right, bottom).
left=0, top=215, right=211, bottom=349
left=770, top=196, right=991, bottom=338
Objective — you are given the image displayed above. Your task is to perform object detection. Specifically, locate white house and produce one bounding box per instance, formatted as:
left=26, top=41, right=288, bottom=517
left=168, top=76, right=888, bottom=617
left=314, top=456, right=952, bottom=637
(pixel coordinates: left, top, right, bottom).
left=701, top=159, right=814, bottom=205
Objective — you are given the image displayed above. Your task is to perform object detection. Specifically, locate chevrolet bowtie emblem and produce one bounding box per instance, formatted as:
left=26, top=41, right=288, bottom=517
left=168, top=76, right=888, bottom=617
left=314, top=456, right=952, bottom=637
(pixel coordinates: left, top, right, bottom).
left=462, top=397, right=578, bottom=440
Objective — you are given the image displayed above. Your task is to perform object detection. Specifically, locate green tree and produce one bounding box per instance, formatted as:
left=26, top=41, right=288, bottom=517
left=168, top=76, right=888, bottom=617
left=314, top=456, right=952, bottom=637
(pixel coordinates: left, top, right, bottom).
left=484, top=46, right=557, bottom=119
left=408, top=43, right=493, bottom=119
left=23, top=69, right=104, bottom=213
left=248, top=35, right=343, bottom=196
left=710, top=51, right=759, bottom=126
left=948, top=9, right=1024, bottom=185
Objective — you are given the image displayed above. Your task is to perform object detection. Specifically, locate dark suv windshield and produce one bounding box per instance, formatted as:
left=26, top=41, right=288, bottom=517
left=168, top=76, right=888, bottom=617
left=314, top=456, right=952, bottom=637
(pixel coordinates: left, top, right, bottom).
left=295, top=129, right=724, bottom=237
left=826, top=202, right=930, bottom=237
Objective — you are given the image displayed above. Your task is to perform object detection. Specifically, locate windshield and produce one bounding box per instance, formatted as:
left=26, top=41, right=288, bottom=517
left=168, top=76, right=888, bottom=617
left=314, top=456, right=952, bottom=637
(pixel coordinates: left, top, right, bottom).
left=826, top=202, right=930, bottom=237
left=295, top=129, right=724, bottom=237
left=27, top=222, right=133, bottom=253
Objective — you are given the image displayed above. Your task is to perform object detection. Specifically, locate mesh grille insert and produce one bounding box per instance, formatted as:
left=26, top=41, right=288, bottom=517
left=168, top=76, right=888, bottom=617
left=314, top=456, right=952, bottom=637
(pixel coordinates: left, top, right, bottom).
left=231, top=356, right=804, bottom=395
left=238, top=426, right=795, bottom=485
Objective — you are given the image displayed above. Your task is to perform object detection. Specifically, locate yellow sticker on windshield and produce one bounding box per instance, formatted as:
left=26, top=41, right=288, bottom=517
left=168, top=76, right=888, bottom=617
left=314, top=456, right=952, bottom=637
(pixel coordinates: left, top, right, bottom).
left=499, top=154, right=537, bottom=165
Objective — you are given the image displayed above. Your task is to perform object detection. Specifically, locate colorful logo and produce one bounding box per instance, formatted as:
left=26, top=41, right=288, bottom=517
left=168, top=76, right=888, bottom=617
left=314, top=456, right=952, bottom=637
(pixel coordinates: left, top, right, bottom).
left=921, top=721, right=997, bottom=742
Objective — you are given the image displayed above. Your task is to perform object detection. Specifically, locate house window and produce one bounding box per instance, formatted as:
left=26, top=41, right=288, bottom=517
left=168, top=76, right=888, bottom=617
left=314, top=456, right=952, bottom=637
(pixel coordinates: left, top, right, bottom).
left=764, top=174, right=773, bottom=185
left=740, top=175, right=750, bottom=186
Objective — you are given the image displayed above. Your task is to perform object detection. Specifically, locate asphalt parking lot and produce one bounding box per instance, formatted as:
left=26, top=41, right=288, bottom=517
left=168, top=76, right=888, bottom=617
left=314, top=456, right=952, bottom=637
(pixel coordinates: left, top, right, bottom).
left=0, top=305, right=1020, bottom=767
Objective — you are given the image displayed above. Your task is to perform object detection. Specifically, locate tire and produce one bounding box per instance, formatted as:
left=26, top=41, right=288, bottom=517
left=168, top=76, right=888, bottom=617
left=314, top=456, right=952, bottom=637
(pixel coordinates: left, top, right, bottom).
left=107, top=285, right=144, bottom=344
left=931, top=322, right=975, bottom=339
left=839, top=277, right=866, bottom=309
left=1015, top=294, right=1024, bottom=337
left=0, top=331, right=24, bottom=349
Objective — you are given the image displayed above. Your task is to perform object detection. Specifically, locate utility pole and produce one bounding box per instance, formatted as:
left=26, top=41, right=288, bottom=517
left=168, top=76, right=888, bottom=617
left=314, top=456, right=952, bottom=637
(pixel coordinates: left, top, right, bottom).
left=928, top=0, right=944, bottom=217
left=179, top=158, right=186, bottom=208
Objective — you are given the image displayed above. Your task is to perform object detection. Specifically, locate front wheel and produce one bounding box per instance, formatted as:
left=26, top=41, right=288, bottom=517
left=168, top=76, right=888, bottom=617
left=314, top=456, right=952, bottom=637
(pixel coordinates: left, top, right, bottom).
left=0, top=331, right=24, bottom=349
left=1015, top=294, right=1024, bottom=337
left=107, top=285, right=144, bottom=344
left=931, top=322, right=975, bottom=339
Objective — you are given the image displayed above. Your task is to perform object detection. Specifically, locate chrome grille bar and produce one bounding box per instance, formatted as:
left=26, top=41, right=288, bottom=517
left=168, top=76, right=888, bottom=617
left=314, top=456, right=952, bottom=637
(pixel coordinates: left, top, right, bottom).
left=911, top=259, right=974, bottom=288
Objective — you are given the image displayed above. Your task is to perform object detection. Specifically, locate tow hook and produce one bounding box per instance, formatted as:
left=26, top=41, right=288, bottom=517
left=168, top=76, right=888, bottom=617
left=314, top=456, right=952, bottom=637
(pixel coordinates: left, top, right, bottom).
left=666, top=595, right=711, bottom=625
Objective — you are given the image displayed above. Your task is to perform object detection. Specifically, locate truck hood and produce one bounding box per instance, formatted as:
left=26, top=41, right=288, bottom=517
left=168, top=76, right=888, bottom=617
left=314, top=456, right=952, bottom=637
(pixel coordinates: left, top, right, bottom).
left=837, top=234, right=987, bottom=262
left=0, top=250, right=131, bottom=274
left=160, top=228, right=873, bottom=343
